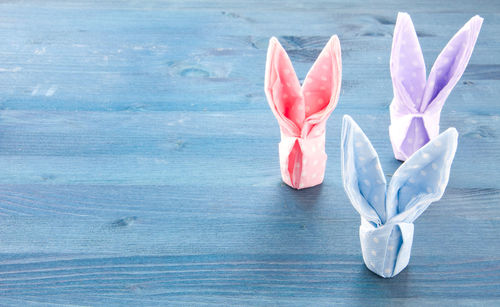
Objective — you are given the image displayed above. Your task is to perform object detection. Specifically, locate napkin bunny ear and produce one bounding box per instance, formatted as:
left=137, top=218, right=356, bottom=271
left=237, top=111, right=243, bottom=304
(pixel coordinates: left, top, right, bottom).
left=420, top=15, right=483, bottom=112
left=386, top=127, right=458, bottom=223
left=341, top=115, right=387, bottom=225
left=265, top=36, right=341, bottom=137
left=390, top=12, right=426, bottom=110
left=265, top=37, right=303, bottom=136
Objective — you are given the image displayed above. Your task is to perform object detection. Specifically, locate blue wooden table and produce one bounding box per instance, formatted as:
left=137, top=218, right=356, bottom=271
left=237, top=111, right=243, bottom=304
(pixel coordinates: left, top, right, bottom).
left=0, top=0, right=499, bottom=305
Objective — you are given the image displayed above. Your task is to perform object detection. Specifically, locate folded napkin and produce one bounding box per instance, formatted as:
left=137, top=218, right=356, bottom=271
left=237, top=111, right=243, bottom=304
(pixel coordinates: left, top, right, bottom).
left=341, top=115, right=458, bottom=278
left=390, top=12, right=482, bottom=161
left=265, top=36, right=342, bottom=189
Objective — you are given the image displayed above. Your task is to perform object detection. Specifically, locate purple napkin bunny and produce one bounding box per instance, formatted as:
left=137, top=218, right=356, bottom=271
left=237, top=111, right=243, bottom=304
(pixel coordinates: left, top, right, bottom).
left=389, top=12, right=483, bottom=161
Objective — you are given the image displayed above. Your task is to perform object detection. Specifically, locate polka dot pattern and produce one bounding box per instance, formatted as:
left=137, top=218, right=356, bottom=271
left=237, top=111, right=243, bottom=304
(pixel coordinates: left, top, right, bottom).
left=389, top=14, right=482, bottom=161
left=265, top=36, right=341, bottom=189
left=279, top=132, right=327, bottom=189
left=342, top=116, right=458, bottom=278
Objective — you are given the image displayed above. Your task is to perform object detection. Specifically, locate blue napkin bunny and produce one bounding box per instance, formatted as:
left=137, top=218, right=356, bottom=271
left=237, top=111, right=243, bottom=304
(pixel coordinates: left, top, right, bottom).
left=341, top=115, right=458, bottom=278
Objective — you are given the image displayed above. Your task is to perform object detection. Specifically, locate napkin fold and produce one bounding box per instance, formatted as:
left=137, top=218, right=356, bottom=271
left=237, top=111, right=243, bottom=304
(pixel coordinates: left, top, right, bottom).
left=389, top=12, right=482, bottom=161
left=265, top=36, right=342, bottom=189
left=341, top=115, right=458, bottom=278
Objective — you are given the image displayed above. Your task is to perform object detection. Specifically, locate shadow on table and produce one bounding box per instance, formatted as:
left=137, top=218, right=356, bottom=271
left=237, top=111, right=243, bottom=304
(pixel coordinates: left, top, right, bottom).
left=273, top=181, right=324, bottom=210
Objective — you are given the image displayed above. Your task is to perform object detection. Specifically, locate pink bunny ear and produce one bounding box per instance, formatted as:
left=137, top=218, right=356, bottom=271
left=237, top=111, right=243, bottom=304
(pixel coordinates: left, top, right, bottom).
left=390, top=12, right=426, bottom=111
left=302, top=35, right=342, bottom=125
left=420, top=15, right=483, bottom=112
left=265, top=37, right=303, bottom=136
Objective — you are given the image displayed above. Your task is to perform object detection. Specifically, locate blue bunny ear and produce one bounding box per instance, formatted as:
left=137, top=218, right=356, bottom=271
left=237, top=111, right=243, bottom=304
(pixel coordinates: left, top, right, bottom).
left=386, top=128, right=458, bottom=223
left=341, top=115, right=387, bottom=225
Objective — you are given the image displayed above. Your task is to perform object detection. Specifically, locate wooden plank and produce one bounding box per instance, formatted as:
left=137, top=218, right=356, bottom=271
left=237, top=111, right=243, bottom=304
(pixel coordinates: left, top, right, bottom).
left=0, top=0, right=498, bottom=305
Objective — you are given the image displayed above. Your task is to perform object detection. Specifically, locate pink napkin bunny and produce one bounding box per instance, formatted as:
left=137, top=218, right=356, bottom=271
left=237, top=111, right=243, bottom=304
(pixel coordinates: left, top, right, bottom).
left=265, top=36, right=342, bottom=189
left=389, top=12, right=483, bottom=161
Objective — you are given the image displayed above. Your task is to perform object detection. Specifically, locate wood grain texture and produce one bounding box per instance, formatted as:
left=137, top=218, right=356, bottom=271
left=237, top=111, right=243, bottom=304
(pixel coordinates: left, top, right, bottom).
left=0, top=0, right=499, bottom=305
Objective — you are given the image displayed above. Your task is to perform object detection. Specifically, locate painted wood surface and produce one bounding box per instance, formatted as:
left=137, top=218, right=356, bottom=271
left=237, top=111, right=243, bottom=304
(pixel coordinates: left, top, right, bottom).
left=0, top=0, right=499, bottom=305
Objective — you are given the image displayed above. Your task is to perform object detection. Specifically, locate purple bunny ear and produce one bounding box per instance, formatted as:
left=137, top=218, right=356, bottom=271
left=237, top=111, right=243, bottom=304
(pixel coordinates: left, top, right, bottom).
left=390, top=12, right=426, bottom=111
left=420, top=15, right=483, bottom=113
left=389, top=13, right=483, bottom=161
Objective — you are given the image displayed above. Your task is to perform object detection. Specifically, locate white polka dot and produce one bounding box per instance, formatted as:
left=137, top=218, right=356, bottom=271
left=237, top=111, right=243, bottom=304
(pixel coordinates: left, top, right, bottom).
left=373, top=195, right=379, bottom=202
left=434, top=140, right=442, bottom=147
left=303, top=159, right=308, bottom=165
left=361, top=167, right=367, bottom=173
left=420, top=170, right=427, bottom=176
left=321, top=76, right=327, bottom=81
left=370, top=261, right=375, bottom=268
left=371, top=250, right=377, bottom=256
left=306, top=106, right=311, bottom=112
left=283, top=94, right=289, bottom=99
left=359, top=156, right=366, bottom=161
left=320, top=86, right=326, bottom=90
left=412, top=60, right=419, bottom=67
left=313, top=160, right=318, bottom=166
left=422, top=153, right=430, bottom=159
left=373, top=237, right=379, bottom=243
left=385, top=268, right=391, bottom=275
left=426, top=187, right=433, bottom=193
left=407, top=138, right=413, bottom=143
left=411, top=72, right=417, bottom=78
left=312, top=173, right=317, bottom=179
left=363, top=179, right=371, bottom=186
left=317, top=98, right=324, bottom=104
left=376, top=164, right=382, bottom=171
left=284, top=68, right=291, bottom=74
left=355, top=142, right=363, bottom=148
left=322, top=64, right=328, bottom=70
left=432, top=163, right=438, bottom=170
left=376, top=179, right=383, bottom=184
left=299, top=183, right=304, bottom=188
left=312, top=146, right=316, bottom=153
left=297, top=104, right=304, bottom=110
left=401, top=39, right=407, bottom=45
left=409, top=177, right=416, bottom=183
left=388, top=245, right=394, bottom=251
